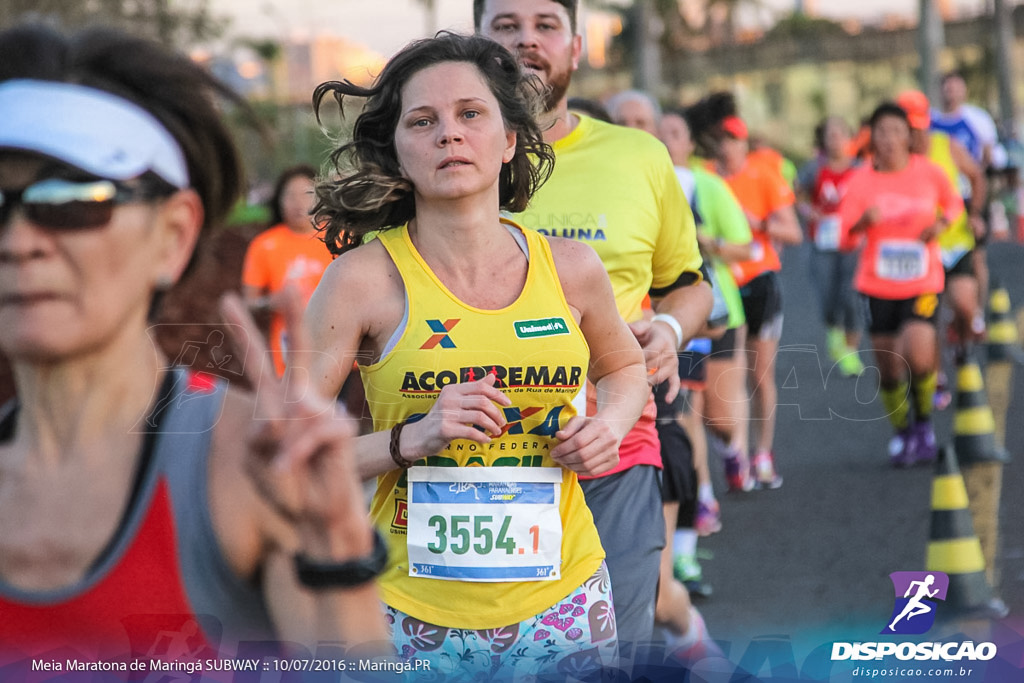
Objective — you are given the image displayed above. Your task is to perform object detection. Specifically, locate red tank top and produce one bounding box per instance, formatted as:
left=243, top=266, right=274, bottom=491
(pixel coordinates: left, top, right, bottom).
left=0, top=372, right=223, bottom=666
left=811, top=163, right=860, bottom=251
left=0, top=479, right=214, bottom=661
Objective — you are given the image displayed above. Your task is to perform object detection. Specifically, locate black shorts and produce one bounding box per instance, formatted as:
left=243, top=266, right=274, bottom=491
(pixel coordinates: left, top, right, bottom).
left=865, top=293, right=940, bottom=335
left=657, top=415, right=697, bottom=508
left=709, top=326, right=739, bottom=356
left=653, top=381, right=697, bottom=523
left=943, top=249, right=975, bottom=279
left=740, top=271, right=784, bottom=340
left=677, top=348, right=709, bottom=390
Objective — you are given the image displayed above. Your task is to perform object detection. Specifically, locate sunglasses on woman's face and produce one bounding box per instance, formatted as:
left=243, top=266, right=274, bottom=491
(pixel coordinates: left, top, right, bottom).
left=0, top=177, right=170, bottom=230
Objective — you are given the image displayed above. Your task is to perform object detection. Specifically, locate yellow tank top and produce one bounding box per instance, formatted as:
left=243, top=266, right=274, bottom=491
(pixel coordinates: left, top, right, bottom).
left=360, top=220, right=605, bottom=629
left=928, top=131, right=974, bottom=256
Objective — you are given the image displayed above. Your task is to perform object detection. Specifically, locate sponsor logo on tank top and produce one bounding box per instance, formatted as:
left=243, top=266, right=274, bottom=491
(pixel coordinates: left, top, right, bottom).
left=875, top=193, right=934, bottom=222
left=392, top=499, right=408, bottom=530
left=420, top=318, right=460, bottom=349
left=513, top=317, right=570, bottom=339
left=400, top=365, right=583, bottom=393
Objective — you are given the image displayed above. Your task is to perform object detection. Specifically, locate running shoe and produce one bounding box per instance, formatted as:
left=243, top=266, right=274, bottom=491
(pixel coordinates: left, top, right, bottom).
left=933, top=371, right=952, bottom=411
left=673, top=553, right=712, bottom=598
left=664, top=606, right=725, bottom=663
left=970, top=312, right=987, bottom=342
left=826, top=327, right=845, bottom=363
left=888, top=427, right=915, bottom=468
left=724, top=453, right=754, bottom=492
left=838, top=351, right=865, bottom=378
left=909, top=420, right=938, bottom=464
left=751, top=451, right=783, bottom=489
left=695, top=499, right=722, bottom=536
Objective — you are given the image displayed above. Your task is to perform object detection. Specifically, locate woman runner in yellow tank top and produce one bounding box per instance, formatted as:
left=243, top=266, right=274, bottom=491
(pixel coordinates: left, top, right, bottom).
left=304, top=33, right=649, bottom=680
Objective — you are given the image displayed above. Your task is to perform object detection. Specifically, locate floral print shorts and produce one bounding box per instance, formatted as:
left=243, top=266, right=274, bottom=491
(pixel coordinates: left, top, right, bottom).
left=384, top=562, right=618, bottom=682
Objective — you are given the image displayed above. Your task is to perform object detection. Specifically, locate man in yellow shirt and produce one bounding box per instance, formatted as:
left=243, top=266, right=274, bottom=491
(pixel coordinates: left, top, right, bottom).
left=476, top=0, right=713, bottom=665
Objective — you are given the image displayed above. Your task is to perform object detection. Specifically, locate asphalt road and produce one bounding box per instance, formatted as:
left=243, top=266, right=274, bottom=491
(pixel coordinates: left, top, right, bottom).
left=690, top=240, right=1024, bottom=682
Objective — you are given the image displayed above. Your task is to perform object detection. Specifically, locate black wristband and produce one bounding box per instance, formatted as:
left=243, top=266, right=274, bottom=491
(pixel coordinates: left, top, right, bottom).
left=294, top=530, right=388, bottom=589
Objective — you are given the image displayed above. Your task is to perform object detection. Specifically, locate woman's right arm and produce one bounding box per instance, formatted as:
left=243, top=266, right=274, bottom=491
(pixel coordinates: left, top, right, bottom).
left=304, top=244, right=401, bottom=480
left=304, top=250, right=371, bottom=400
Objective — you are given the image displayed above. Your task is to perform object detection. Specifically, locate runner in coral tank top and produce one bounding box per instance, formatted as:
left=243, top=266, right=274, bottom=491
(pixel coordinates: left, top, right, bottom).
left=837, top=102, right=963, bottom=468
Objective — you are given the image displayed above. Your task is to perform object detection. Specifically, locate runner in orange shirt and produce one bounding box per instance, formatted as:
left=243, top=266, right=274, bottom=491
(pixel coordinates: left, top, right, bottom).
left=690, top=99, right=802, bottom=490
left=837, top=102, right=963, bottom=466
left=242, top=165, right=333, bottom=375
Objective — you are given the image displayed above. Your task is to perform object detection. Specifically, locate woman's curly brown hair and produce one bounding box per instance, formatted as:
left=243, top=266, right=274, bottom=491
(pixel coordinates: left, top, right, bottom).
left=684, top=91, right=739, bottom=160
left=313, top=31, right=555, bottom=255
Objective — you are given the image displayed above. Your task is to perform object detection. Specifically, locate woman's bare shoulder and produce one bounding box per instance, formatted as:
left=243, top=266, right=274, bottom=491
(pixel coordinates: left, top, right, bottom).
left=544, top=235, right=608, bottom=286
left=317, top=237, right=397, bottom=293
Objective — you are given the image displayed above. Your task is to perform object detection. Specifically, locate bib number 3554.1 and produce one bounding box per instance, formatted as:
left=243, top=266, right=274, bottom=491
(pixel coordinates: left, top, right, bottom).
left=406, top=467, right=563, bottom=582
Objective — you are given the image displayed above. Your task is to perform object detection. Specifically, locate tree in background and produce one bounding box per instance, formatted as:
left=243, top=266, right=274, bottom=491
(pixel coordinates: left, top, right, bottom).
left=0, top=0, right=225, bottom=47
left=597, top=0, right=774, bottom=87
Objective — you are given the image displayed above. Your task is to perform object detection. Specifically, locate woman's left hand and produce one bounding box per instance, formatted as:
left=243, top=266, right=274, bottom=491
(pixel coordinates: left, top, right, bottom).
left=550, top=416, right=622, bottom=477
left=221, top=289, right=373, bottom=561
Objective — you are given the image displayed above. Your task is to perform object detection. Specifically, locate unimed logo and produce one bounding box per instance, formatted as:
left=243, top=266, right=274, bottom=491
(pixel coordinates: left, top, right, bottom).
left=513, top=317, right=570, bottom=339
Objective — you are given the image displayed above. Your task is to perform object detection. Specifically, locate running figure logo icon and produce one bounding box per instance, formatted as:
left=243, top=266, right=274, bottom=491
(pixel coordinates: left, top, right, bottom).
left=882, top=571, right=949, bottom=634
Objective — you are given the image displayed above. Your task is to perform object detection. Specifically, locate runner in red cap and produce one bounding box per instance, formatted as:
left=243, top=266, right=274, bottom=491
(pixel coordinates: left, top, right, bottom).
left=696, top=99, right=802, bottom=491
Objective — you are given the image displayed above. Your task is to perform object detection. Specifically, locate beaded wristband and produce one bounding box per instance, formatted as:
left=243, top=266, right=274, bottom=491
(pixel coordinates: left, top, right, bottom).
left=389, top=419, right=412, bottom=469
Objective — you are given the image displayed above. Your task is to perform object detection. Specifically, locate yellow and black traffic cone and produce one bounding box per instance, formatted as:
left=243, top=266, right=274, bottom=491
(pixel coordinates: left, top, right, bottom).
left=926, top=445, right=1008, bottom=620
left=952, top=350, right=1010, bottom=465
left=986, top=282, right=1024, bottom=364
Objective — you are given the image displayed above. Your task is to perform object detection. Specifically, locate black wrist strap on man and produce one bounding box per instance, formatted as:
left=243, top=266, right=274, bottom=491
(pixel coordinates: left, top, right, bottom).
left=294, top=530, right=388, bottom=589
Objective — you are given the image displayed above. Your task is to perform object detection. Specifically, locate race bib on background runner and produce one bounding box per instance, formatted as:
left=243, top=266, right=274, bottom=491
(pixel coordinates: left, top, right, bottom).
left=750, top=240, right=765, bottom=263
left=876, top=240, right=928, bottom=282
left=815, top=215, right=841, bottom=251
left=407, top=467, right=563, bottom=582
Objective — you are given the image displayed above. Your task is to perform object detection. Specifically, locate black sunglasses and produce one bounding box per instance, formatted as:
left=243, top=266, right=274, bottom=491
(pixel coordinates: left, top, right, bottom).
left=0, top=177, right=173, bottom=230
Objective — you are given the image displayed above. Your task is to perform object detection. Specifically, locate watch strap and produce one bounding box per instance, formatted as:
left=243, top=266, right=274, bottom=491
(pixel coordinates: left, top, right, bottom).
left=294, top=529, right=388, bottom=589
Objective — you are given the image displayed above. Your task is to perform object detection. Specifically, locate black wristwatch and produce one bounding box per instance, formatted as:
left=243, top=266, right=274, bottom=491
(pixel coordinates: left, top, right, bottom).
left=294, top=530, right=388, bottom=589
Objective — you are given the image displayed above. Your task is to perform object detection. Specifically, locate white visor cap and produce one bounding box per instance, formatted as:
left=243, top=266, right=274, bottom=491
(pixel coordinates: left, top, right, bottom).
left=0, top=79, right=189, bottom=188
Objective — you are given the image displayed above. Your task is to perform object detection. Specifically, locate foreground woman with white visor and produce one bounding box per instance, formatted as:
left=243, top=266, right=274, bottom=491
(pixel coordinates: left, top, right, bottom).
left=0, top=22, right=386, bottom=667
